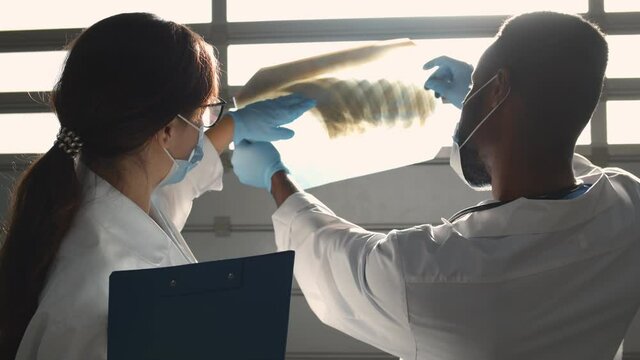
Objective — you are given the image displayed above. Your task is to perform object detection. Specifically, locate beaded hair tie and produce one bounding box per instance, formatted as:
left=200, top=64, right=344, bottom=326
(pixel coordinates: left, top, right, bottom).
left=55, top=127, right=83, bottom=157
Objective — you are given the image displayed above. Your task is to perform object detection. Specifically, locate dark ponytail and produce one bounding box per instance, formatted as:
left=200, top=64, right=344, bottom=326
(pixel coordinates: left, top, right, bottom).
left=0, top=12, right=218, bottom=358
left=0, top=146, right=81, bottom=357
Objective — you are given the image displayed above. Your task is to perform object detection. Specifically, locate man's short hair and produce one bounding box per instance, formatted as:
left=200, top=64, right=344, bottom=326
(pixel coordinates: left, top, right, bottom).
left=488, top=12, right=608, bottom=133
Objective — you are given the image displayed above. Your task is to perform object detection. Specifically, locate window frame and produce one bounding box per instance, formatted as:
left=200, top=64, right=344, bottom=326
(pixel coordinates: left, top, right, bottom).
left=0, top=0, right=639, bottom=167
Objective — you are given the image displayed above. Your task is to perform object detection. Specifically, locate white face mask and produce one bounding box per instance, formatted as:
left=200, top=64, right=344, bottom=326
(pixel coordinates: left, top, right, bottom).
left=450, top=73, right=511, bottom=190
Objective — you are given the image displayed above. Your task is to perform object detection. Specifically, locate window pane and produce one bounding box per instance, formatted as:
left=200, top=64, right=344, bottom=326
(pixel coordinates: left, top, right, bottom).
left=607, top=101, right=640, bottom=144
left=577, top=121, right=591, bottom=145
left=605, top=0, right=640, bottom=12
left=228, top=0, right=586, bottom=22
left=0, top=51, right=66, bottom=92
left=0, top=113, right=59, bottom=154
left=0, top=1, right=211, bottom=31
left=228, top=38, right=493, bottom=86
left=606, top=35, right=640, bottom=78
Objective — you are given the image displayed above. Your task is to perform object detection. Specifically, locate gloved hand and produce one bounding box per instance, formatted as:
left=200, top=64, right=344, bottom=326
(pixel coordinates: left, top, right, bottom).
left=230, top=93, right=316, bottom=144
left=423, top=56, right=474, bottom=109
left=231, top=140, right=288, bottom=192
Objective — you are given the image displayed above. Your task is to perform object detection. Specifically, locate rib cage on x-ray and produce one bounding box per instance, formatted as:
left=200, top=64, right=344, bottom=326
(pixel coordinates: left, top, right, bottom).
left=284, top=78, right=436, bottom=138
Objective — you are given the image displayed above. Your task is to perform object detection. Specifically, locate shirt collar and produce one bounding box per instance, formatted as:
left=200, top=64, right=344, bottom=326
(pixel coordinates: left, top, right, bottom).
left=452, top=168, right=617, bottom=238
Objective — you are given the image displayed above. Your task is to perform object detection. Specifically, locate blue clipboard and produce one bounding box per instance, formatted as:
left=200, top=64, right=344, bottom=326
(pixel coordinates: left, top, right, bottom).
left=108, top=251, right=295, bottom=360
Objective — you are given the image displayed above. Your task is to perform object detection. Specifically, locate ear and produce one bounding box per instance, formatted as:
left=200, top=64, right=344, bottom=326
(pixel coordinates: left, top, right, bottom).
left=491, top=68, right=511, bottom=107
left=155, top=118, right=179, bottom=148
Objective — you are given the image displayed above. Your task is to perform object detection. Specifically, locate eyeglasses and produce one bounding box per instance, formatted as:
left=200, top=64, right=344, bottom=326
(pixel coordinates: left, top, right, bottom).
left=200, top=99, right=227, bottom=128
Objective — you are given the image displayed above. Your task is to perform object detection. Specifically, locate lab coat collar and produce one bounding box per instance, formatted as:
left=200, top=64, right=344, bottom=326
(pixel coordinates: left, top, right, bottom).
left=75, top=161, right=177, bottom=265
left=452, top=168, right=616, bottom=238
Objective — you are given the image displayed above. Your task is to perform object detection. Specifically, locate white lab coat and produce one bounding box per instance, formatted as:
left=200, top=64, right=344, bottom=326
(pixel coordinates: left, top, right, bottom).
left=272, top=154, right=640, bottom=360
left=15, top=138, right=224, bottom=360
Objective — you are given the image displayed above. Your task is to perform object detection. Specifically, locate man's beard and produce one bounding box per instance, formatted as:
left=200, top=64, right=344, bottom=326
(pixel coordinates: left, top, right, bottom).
left=455, top=128, right=492, bottom=190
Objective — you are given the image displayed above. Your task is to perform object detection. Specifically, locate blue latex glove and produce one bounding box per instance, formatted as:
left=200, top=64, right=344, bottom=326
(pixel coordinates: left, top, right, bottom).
left=423, top=56, right=474, bottom=109
left=230, top=93, right=316, bottom=144
left=231, top=140, right=288, bottom=192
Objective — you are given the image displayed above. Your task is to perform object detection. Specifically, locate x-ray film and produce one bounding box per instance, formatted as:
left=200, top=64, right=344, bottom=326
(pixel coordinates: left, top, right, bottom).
left=234, top=39, right=458, bottom=189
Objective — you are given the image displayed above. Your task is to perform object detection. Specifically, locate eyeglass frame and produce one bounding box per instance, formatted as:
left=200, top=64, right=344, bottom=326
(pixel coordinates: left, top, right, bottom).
left=199, top=99, right=227, bottom=128
left=179, top=99, right=227, bottom=129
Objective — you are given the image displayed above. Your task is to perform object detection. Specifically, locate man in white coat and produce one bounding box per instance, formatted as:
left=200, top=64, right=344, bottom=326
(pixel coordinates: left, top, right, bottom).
left=231, top=11, right=640, bottom=360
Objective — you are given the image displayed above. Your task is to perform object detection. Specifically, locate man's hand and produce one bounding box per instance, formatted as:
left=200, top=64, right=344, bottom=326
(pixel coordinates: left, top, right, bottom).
left=424, top=56, right=474, bottom=109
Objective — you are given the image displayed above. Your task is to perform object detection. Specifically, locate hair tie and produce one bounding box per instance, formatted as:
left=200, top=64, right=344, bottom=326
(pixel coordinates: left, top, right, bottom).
left=55, top=127, right=83, bottom=158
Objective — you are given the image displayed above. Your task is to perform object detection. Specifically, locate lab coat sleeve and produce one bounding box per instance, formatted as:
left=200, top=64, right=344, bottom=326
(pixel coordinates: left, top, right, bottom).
left=272, top=192, right=416, bottom=359
left=153, top=137, right=224, bottom=231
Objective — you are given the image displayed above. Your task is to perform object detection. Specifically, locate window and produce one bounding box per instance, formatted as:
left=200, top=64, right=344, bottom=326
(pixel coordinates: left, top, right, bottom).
left=0, top=1, right=211, bottom=31
left=607, top=35, right=640, bottom=79
left=228, top=0, right=586, bottom=22
left=578, top=122, right=592, bottom=145
left=0, top=113, right=59, bottom=154
left=607, top=101, right=640, bottom=145
left=1, top=0, right=638, bottom=164
left=605, top=0, right=640, bottom=13
left=0, top=52, right=66, bottom=92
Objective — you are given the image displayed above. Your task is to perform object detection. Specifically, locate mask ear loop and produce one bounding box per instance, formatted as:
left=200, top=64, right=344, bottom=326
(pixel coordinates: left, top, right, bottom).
left=463, top=73, right=498, bottom=106
left=177, top=114, right=202, bottom=131
left=155, top=131, right=177, bottom=163
left=158, top=115, right=199, bottom=162
left=459, top=80, right=512, bottom=149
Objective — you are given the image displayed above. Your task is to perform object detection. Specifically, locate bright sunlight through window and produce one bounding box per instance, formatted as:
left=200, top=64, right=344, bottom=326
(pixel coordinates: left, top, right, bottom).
left=606, top=35, right=640, bottom=79
left=0, top=113, right=60, bottom=154
left=605, top=0, right=640, bottom=12
left=607, top=101, right=640, bottom=145
left=0, top=0, right=211, bottom=31
left=0, top=52, right=67, bottom=92
left=228, top=0, right=586, bottom=22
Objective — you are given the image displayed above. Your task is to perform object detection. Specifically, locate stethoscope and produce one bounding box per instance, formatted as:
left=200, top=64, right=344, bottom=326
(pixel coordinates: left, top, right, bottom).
left=448, top=183, right=590, bottom=223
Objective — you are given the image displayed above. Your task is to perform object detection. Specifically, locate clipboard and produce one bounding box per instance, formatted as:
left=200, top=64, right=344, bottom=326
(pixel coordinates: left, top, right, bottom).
left=107, top=251, right=295, bottom=360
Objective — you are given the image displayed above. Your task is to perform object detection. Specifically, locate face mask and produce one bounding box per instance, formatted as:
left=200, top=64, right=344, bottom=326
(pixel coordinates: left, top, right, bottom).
left=158, top=115, right=205, bottom=187
left=450, top=73, right=511, bottom=190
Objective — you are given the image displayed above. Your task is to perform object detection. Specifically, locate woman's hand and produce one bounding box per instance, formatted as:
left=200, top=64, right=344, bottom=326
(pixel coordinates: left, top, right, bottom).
left=230, top=94, right=316, bottom=144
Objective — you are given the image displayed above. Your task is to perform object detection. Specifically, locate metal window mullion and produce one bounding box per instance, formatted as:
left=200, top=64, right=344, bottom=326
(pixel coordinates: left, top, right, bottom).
left=0, top=28, right=81, bottom=52
left=586, top=0, right=605, bottom=30
left=589, top=0, right=605, bottom=16
left=1, top=17, right=503, bottom=53
left=5, top=13, right=640, bottom=53
left=583, top=0, right=608, bottom=166
left=224, top=16, right=506, bottom=44
left=210, top=0, right=230, bottom=100
left=0, top=92, right=51, bottom=113
left=606, top=79, right=640, bottom=100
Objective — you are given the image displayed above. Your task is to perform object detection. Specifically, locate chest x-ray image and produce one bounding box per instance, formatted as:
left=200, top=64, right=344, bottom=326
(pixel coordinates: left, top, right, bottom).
left=283, top=78, right=434, bottom=139
left=235, top=39, right=459, bottom=189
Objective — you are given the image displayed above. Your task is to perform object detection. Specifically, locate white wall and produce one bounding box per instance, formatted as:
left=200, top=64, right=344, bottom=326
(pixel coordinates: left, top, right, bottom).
left=1, top=159, right=639, bottom=359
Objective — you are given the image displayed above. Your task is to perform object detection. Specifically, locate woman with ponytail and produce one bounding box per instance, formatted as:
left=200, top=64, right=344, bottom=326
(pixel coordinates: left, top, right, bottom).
left=0, top=13, right=315, bottom=360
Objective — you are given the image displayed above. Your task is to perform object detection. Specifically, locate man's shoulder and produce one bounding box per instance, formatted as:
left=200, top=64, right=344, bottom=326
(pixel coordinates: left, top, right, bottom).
left=603, top=165, right=640, bottom=181
left=601, top=166, right=640, bottom=203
